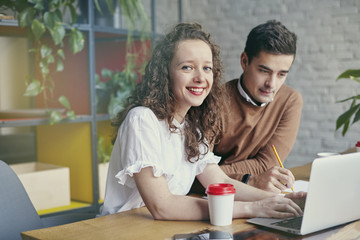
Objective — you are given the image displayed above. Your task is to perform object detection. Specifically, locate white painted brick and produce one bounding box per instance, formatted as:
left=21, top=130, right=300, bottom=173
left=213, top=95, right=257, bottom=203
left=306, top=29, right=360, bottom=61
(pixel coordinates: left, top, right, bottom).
left=158, top=0, right=360, bottom=168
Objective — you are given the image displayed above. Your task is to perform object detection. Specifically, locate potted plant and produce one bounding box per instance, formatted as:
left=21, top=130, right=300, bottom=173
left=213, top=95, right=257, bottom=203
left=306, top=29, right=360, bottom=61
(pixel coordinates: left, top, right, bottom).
left=1, top=0, right=149, bottom=124
left=0, top=0, right=84, bottom=124
left=94, top=1, right=149, bottom=200
left=335, top=69, right=360, bottom=136
left=96, top=66, right=137, bottom=118
left=97, top=135, right=112, bottom=199
left=95, top=0, right=149, bottom=119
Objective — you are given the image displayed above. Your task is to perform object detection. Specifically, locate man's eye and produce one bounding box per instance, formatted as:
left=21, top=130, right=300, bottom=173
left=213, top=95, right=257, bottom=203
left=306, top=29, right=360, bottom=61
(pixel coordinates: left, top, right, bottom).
left=259, top=69, right=268, bottom=73
left=204, top=66, right=212, bottom=71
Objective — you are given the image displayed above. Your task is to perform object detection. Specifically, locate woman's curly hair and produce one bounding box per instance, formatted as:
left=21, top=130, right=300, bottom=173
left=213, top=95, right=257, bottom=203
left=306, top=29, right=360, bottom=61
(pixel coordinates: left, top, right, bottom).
left=112, top=22, right=226, bottom=162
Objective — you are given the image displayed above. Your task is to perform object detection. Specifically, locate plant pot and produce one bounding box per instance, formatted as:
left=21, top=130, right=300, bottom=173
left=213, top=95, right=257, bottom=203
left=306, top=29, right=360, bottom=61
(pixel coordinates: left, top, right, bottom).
left=10, top=162, right=70, bottom=211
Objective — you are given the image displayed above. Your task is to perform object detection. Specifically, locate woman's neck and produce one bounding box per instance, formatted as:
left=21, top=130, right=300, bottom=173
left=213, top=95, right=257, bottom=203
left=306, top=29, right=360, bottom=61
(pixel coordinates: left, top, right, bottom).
left=174, top=112, right=186, bottom=124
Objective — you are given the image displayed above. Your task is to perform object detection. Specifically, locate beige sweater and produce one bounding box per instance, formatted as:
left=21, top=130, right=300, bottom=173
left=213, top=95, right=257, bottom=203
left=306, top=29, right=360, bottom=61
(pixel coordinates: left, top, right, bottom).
left=214, top=78, right=303, bottom=180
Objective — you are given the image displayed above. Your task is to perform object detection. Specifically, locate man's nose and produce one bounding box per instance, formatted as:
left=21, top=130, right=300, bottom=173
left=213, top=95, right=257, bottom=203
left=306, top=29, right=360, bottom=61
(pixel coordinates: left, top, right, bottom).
left=265, top=74, right=276, bottom=88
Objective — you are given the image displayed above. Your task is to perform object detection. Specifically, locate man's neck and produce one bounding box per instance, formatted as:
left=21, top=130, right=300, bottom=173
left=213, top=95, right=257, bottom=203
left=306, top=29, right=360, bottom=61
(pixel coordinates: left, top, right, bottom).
left=237, top=75, right=268, bottom=107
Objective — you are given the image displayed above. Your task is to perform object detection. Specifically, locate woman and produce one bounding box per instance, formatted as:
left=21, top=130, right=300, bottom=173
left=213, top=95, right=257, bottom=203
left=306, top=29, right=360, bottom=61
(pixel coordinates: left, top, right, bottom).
left=99, top=23, right=305, bottom=220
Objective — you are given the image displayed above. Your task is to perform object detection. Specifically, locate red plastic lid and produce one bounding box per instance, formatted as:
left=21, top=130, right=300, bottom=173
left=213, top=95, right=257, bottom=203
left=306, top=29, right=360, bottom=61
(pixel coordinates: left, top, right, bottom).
left=356, top=141, right=360, bottom=147
left=206, top=183, right=236, bottom=195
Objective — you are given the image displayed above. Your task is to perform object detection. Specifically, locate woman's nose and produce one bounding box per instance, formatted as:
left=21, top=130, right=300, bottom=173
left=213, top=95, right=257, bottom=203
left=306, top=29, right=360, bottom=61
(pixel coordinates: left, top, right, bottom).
left=193, top=69, right=206, bottom=82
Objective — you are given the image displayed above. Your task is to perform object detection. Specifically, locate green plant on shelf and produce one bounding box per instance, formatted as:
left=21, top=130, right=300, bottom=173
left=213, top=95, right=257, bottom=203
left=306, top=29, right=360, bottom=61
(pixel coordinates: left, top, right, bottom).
left=96, top=66, right=137, bottom=119
left=1, top=0, right=85, bottom=125
left=335, top=69, right=360, bottom=136
left=1, top=0, right=149, bottom=124
left=95, top=0, right=150, bottom=119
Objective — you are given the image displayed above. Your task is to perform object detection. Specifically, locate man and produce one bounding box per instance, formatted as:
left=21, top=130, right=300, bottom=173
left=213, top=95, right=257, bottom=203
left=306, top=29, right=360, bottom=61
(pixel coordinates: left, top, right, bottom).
left=214, top=20, right=303, bottom=193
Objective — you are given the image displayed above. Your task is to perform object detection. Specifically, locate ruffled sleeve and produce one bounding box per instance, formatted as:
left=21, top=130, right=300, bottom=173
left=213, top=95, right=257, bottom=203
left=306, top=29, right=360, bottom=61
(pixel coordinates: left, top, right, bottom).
left=195, top=151, right=221, bottom=176
left=115, top=162, right=168, bottom=188
left=113, top=107, right=168, bottom=188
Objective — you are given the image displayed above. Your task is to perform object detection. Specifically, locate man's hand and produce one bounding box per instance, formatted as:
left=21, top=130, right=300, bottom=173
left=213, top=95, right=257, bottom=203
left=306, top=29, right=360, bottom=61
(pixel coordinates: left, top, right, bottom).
left=247, top=166, right=295, bottom=193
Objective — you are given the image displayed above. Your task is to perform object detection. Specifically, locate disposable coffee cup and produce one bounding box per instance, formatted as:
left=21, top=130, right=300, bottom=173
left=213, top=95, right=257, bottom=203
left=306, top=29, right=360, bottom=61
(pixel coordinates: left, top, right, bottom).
left=316, top=152, right=339, bottom=158
left=206, top=183, right=235, bottom=226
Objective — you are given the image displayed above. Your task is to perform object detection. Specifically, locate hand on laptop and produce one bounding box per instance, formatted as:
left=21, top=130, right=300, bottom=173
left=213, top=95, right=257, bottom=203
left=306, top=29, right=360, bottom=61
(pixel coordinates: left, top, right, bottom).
left=248, top=166, right=295, bottom=193
left=250, top=194, right=304, bottom=218
left=284, top=191, right=307, bottom=210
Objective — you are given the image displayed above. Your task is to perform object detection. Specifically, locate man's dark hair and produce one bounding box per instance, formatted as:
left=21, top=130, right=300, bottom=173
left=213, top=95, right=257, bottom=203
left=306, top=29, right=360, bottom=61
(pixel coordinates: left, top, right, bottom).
left=244, top=20, right=297, bottom=63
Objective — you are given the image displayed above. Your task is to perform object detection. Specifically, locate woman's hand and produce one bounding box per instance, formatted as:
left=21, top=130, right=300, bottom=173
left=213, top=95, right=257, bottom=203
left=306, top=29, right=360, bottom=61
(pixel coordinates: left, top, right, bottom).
left=244, top=194, right=304, bottom=219
left=134, top=167, right=210, bottom=220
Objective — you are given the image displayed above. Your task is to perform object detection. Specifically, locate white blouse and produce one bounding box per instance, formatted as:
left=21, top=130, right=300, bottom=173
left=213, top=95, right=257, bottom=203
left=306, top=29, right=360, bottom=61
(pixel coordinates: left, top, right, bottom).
left=99, top=106, right=221, bottom=216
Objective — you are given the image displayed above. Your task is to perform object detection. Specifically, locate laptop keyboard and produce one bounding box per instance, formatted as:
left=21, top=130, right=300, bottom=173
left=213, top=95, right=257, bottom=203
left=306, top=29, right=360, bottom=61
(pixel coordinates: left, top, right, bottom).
left=271, top=216, right=303, bottom=230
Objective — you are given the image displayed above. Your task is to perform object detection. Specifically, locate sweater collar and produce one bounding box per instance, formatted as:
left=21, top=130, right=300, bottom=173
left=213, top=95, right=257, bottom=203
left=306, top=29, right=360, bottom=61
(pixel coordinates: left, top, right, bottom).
left=237, top=75, right=268, bottom=107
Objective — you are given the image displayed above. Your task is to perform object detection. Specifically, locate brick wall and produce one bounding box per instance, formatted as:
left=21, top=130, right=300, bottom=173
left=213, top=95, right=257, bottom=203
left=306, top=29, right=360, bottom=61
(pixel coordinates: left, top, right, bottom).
left=155, top=0, right=360, bottom=167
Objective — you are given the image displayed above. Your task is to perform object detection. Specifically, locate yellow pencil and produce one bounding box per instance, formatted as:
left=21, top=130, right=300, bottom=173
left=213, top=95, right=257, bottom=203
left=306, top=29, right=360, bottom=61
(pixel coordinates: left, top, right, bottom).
left=272, top=145, right=294, bottom=192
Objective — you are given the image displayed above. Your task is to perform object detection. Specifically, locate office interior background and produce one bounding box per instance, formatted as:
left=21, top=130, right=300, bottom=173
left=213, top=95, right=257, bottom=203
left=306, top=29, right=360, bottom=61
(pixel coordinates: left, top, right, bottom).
left=1, top=1, right=359, bottom=235
left=155, top=0, right=360, bottom=168
left=1, top=0, right=359, bottom=170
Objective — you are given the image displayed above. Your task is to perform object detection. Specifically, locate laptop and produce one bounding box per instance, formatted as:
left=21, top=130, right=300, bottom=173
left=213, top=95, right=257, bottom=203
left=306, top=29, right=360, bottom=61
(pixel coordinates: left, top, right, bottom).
left=246, top=152, right=360, bottom=235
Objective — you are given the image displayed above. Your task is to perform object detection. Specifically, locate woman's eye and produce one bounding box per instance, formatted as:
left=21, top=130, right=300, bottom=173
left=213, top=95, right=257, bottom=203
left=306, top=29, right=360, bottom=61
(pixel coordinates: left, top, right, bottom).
left=182, top=65, right=192, bottom=70
left=204, top=66, right=212, bottom=71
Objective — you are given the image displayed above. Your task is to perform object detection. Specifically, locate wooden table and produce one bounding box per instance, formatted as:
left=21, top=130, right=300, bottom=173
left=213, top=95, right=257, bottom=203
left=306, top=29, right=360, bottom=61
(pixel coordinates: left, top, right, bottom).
left=21, top=206, right=360, bottom=240
left=22, top=207, right=254, bottom=240
left=21, top=163, right=360, bottom=240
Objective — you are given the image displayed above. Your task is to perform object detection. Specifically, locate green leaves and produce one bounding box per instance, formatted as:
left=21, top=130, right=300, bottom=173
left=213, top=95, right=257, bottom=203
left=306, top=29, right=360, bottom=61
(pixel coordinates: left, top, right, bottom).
left=335, top=69, right=360, bottom=136
left=96, top=68, right=136, bottom=118
left=49, top=96, right=76, bottom=125
left=39, top=44, right=53, bottom=76
left=101, top=68, right=114, bottom=79
left=69, top=28, right=84, bottom=54
left=58, top=96, right=71, bottom=109
left=49, top=110, right=63, bottom=125
left=336, top=69, right=360, bottom=82
left=24, top=80, right=42, bottom=96
left=28, top=0, right=44, bottom=10
left=40, top=44, right=52, bottom=58
left=118, top=0, right=148, bottom=27
left=59, top=95, right=76, bottom=121
left=49, top=22, right=65, bottom=46
left=336, top=102, right=360, bottom=136
left=31, top=19, right=45, bottom=40
left=19, top=8, right=35, bottom=28
left=16, top=1, right=83, bottom=124
left=56, top=48, right=65, bottom=72
left=94, top=0, right=115, bottom=15
left=44, top=10, right=61, bottom=29
left=67, top=3, right=78, bottom=25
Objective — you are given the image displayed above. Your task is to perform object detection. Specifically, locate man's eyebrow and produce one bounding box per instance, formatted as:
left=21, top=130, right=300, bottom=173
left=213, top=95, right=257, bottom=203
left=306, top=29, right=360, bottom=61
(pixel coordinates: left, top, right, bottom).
left=258, top=65, right=272, bottom=71
left=258, top=64, right=289, bottom=73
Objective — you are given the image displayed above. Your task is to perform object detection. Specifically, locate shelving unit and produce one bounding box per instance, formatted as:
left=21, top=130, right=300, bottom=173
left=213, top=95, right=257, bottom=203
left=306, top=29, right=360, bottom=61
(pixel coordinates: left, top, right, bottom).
left=0, top=0, right=182, bottom=217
